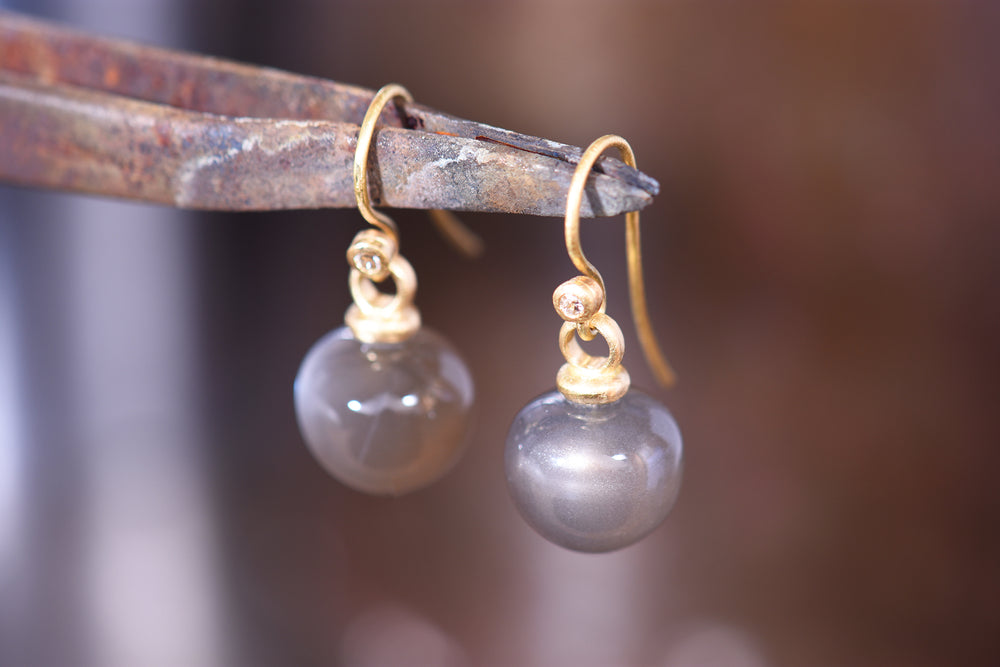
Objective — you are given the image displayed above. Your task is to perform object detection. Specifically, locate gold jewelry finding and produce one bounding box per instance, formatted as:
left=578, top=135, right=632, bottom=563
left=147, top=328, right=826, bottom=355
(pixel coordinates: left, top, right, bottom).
left=345, top=83, right=485, bottom=342
left=353, top=84, right=409, bottom=242
left=345, top=84, right=420, bottom=343
left=555, top=134, right=676, bottom=403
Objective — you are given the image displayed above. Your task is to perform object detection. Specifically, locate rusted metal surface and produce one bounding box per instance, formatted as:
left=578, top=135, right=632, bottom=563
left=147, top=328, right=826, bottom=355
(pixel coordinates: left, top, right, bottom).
left=0, top=11, right=659, bottom=216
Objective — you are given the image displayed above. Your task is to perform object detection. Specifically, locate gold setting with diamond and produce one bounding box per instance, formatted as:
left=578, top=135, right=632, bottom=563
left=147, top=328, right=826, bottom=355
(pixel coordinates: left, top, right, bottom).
left=346, top=229, right=397, bottom=282
left=552, top=276, right=604, bottom=324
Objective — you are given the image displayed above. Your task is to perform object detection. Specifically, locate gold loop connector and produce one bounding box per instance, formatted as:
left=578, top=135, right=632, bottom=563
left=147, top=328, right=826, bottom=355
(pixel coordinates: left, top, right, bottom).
left=556, top=315, right=630, bottom=404
left=346, top=253, right=420, bottom=343
left=558, top=313, right=624, bottom=372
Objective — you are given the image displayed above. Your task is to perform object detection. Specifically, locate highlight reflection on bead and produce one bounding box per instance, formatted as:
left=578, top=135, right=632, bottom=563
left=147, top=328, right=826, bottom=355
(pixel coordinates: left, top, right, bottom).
left=505, top=389, right=682, bottom=553
left=294, top=326, right=474, bottom=495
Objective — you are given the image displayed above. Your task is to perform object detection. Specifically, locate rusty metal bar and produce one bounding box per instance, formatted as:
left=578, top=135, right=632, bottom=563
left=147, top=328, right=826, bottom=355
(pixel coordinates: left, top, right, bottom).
left=0, top=11, right=659, bottom=216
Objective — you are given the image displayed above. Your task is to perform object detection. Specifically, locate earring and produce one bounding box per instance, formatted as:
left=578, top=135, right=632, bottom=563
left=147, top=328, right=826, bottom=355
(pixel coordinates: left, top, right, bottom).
left=505, top=135, right=683, bottom=552
left=294, top=84, right=475, bottom=496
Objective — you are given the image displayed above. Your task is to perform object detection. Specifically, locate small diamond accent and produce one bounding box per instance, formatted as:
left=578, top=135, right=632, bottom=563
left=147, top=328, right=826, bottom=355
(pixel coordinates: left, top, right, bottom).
left=558, top=294, right=586, bottom=319
left=354, top=252, right=383, bottom=274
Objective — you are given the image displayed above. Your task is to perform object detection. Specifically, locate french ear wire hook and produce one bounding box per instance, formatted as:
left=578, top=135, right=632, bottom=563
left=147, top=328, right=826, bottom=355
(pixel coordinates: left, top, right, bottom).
left=565, top=134, right=677, bottom=388
left=354, top=84, right=484, bottom=258
left=353, top=83, right=406, bottom=241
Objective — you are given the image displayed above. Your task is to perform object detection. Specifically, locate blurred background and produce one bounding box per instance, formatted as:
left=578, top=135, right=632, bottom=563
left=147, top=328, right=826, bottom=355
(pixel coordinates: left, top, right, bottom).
left=2, top=0, right=999, bottom=665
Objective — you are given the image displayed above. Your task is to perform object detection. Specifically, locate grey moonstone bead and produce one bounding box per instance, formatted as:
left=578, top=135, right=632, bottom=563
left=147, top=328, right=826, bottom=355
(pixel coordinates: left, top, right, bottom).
left=505, top=389, right=683, bottom=553
left=294, top=326, right=475, bottom=496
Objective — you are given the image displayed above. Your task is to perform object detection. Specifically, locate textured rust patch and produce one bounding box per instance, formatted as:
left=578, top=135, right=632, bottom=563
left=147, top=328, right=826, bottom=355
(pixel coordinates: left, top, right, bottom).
left=0, top=10, right=658, bottom=215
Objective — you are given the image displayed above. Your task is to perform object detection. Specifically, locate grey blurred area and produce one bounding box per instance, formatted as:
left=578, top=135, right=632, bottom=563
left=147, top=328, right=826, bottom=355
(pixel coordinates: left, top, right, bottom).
left=1, top=1, right=999, bottom=666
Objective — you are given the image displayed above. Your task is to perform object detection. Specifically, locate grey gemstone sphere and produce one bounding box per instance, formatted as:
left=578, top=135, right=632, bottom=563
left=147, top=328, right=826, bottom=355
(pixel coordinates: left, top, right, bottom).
left=294, top=326, right=474, bottom=496
left=505, top=389, right=683, bottom=553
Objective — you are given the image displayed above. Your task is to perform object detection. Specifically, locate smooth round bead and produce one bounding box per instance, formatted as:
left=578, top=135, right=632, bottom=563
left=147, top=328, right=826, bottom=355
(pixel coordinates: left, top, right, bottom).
left=505, top=389, right=682, bottom=553
left=294, top=326, right=474, bottom=496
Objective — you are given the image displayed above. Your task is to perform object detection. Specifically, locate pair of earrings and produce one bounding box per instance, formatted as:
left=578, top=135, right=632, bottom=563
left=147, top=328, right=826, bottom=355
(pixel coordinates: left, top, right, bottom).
left=294, top=85, right=683, bottom=553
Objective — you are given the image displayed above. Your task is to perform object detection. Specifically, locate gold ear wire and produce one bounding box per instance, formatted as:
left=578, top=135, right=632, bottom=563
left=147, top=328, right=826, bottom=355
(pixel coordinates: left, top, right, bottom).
left=353, top=84, right=483, bottom=258
left=353, top=83, right=408, bottom=242
left=563, top=134, right=676, bottom=388
left=427, top=209, right=486, bottom=258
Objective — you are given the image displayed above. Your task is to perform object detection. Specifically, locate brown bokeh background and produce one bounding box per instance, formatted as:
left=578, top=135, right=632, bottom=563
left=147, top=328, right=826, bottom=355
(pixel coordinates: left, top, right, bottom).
left=1, top=1, right=998, bottom=665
